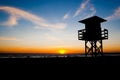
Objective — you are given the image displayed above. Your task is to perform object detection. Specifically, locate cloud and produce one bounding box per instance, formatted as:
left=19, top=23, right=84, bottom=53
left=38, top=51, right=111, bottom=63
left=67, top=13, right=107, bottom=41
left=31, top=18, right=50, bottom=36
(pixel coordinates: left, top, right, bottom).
left=0, top=6, right=67, bottom=29
left=0, top=37, right=17, bottom=41
left=36, top=23, right=67, bottom=30
left=44, top=33, right=64, bottom=43
left=73, top=0, right=96, bottom=19
left=73, top=0, right=90, bottom=17
left=63, top=13, right=69, bottom=20
left=2, top=14, right=18, bottom=26
left=106, top=7, right=120, bottom=20
left=83, top=5, right=96, bottom=19
left=89, top=5, right=96, bottom=16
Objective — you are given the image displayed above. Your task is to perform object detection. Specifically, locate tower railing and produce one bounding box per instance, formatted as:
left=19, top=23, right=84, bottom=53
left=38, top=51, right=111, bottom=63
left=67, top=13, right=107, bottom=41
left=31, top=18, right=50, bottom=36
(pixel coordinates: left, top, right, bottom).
left=78, top=28, right=108, bottom=40
left=78, top=29, right=86, bottom=40
left=102, top=29, right=108, bottom=39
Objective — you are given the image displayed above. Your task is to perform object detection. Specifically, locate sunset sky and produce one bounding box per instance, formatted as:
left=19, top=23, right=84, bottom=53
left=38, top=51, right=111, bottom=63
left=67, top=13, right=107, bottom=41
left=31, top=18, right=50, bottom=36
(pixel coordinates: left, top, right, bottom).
left=0, top=0, right=120, bottom=54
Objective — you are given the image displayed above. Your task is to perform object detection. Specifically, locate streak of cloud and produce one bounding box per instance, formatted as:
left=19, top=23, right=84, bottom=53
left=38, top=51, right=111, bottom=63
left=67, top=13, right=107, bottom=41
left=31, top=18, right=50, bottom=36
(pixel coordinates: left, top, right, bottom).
left=83, top=5, right=96, bottom=19
left=0, top=37, right=17, bottom=41
left=73, top=0, right=90, bottom=17
left=63, top=13, right=69, bottom=20
left=44, top=33, right=64, bottom=43
left=106, top=7, right=120, bottom=20
left=89, top=5, right=96, bottom=16
left=0, top=6, right=67, bottom=29
left=2, top=14, right=18, bottom=26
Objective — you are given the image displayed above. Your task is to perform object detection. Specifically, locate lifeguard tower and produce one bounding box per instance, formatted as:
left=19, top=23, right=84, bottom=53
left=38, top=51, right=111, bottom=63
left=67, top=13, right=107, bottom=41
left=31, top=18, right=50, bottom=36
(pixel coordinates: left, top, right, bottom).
left=78, top=16, right=108, bottom=57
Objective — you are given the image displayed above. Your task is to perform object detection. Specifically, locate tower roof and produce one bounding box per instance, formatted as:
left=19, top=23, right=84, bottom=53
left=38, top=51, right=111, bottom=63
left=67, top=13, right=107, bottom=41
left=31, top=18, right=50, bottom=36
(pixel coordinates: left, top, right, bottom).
left=79, top=16, right=107, bottom=24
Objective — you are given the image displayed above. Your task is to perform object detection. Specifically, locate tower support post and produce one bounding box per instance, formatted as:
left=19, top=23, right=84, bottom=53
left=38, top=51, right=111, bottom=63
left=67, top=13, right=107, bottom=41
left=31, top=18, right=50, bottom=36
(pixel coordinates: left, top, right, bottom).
left=85, top=40, right=103, bottom=57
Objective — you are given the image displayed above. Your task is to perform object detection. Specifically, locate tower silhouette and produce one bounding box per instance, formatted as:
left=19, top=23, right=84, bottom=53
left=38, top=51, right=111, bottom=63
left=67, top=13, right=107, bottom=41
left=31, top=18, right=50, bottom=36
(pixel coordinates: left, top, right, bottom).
left=78, top=16, right=108, bottom=57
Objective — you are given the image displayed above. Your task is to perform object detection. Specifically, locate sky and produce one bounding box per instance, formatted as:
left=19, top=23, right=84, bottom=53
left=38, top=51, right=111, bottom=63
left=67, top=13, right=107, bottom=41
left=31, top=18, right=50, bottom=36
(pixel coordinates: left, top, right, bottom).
left=0, top=0, right=120, bottom=54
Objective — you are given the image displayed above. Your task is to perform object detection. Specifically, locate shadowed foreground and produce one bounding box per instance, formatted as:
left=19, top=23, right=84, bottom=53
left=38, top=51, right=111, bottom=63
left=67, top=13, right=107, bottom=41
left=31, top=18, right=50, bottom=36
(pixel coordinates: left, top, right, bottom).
left=0, top=53, right=120, bottom=64
left=0, top=53, right=120, bottom=58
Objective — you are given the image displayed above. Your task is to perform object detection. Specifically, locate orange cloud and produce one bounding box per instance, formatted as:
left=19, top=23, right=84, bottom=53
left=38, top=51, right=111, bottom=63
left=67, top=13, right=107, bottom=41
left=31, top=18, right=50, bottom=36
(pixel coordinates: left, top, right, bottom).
left=0, top=37, right=17, bottom=41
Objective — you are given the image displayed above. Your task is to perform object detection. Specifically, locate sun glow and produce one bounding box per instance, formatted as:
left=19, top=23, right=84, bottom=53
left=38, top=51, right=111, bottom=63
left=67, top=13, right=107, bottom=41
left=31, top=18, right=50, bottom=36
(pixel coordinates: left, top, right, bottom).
left=59, top=49, right=66, bottom=54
